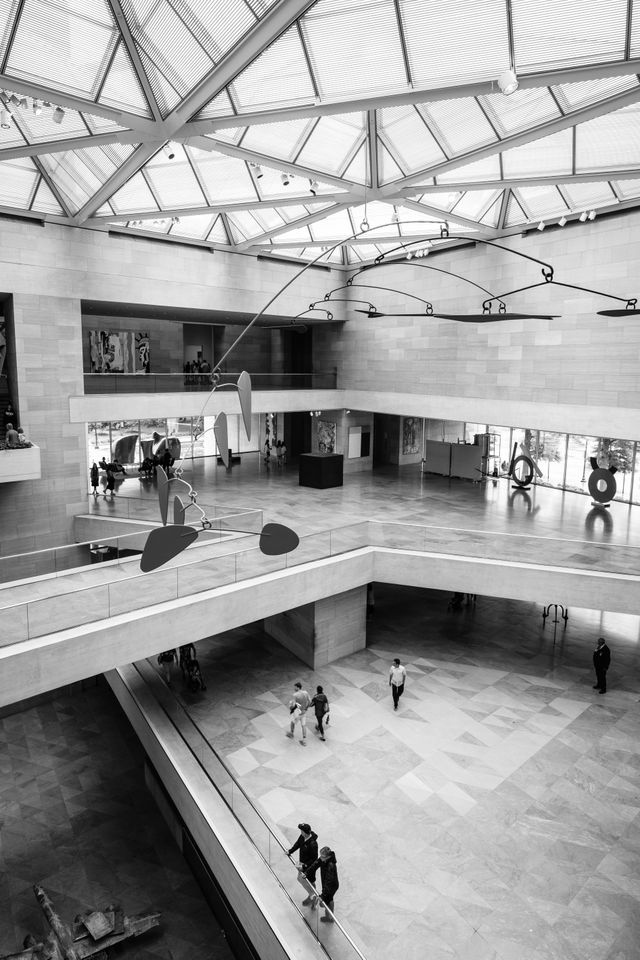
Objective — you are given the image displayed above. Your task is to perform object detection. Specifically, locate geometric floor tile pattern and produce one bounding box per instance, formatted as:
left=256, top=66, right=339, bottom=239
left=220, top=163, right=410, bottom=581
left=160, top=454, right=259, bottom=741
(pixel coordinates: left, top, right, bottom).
left=181, top=585, right=640, bottom=960
left=0, top=684, right=233, bottom=960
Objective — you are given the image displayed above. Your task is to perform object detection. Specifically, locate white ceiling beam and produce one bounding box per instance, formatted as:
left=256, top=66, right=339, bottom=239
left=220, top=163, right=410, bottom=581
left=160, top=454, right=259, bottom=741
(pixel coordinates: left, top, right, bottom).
left=235, top=201, right=353, bottom=250
left=107, top=0, right=163, bottom=122
left=0, top=131, right=141, bottom=161
left=379, top=84, right=640, bottom=195
left=392, top=170, right=640, bottom=193
left=249, top=234, right=452, bottom=247
left=387, top=197, right=494, bottom=236
left=187, top=135, right=365, bottom=195
left=0, top=72, right=156, bottom=134
left=163, top=0, right=319, bottom=131
left=90, top=193, right=350, bottom=222
left=183, top=58, right=640, bottom=133
left=366, top=111, right=379, bottom=189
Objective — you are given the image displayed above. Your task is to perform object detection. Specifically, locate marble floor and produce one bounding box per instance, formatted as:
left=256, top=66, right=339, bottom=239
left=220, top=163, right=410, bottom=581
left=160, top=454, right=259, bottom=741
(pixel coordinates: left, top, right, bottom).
left=170, top=584, right=640, bottom=960
left=0, top=683, right=233, bottom=960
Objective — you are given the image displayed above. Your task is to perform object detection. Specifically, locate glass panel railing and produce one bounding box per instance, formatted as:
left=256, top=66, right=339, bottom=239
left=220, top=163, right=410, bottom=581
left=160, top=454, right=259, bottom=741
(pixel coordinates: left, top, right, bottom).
left=1, top=519, right=638, bottom=646
left=84, top=372, right=338, bottom=393
left=133, top=660, right=367, bottom=960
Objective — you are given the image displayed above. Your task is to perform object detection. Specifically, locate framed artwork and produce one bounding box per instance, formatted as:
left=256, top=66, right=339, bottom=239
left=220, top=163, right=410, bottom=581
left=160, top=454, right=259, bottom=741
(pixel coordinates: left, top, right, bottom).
left=402, top=417, right=421, bottom=454
left=317, top=419, right=337, bottom=453
left=89, top=330, right=150, bottom=373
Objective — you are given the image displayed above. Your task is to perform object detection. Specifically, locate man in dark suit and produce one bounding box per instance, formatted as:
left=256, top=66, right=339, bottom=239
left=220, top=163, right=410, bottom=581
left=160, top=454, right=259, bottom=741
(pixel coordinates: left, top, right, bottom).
left=593, top=637, right=611, bottom=694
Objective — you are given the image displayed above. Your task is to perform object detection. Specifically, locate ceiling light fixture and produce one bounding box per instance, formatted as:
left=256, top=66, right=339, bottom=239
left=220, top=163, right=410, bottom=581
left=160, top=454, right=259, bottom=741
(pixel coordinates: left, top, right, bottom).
left=281, top=172, right=291, bottom=186
left=0, top=109, right=11, bottom=129
left=392, top=206, right=399, bottom=223
left=588, top=210, right=596, bottom=220
left=558, top=216, right=567, bottom=227
left=309, top=179, right=318, bottom=196
left=497, top=68, right=519, bottom=95
left=163, top=142, right=176, bottom=160
left=8, top=94, right=19, bottom=106
left=33, top=99, right=42, bottom=115
left=19, top=97, right=27, bottom=109
left=537, top=221, right=545, bottom=231
left=52, top=106, right=65, bottom=124
left=579, top=211, right=588, bottom=222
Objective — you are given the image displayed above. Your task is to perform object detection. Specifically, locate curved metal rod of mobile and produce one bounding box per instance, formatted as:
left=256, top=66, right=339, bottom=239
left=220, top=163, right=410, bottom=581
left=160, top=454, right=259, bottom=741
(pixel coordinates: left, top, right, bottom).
left=481, top=280, right=639, bottom=314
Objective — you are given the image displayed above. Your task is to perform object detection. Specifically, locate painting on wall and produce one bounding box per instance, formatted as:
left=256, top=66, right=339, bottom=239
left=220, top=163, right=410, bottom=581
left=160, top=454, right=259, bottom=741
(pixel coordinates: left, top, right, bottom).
left=402, top=417, right=421, bottom=454
left=89, top=330, right=150, bottom=373
left=317, top=419, right=337, bottom=453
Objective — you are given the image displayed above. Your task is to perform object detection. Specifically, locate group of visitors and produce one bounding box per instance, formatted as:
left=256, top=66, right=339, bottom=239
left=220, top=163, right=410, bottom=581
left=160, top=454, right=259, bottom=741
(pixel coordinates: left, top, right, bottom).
left=286, top=681, right=330, bottom=744
left=3, top=401, right=29, bottom=448
left=263, top=439, right=287, bottom=467
left=288, top=823, right=339, bottom=923
left=157, top=644, right=206, bottom=692
left=183, top=357, right=211, bottom=388
left=90, top=458, right=126, bottom=497
left=138, top=446, right=174, bottom=479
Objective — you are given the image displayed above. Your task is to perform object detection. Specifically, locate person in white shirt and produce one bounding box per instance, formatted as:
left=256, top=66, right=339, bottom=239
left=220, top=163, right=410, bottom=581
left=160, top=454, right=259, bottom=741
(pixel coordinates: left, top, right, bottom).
left=389, top=658, right=407, bottom=710
left=286, top=681, right=311, bottom=745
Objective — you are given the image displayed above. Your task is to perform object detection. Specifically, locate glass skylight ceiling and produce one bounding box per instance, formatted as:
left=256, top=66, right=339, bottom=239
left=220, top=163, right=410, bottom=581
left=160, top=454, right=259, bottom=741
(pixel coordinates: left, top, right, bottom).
left=0, top=0, right=639, bottom=265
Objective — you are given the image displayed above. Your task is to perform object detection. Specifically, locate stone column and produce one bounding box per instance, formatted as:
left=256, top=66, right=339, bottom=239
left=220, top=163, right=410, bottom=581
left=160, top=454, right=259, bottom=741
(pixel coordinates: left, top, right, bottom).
left=1, top=293, right=87, bottom=555
left=264, top=585, right=367, bottom=668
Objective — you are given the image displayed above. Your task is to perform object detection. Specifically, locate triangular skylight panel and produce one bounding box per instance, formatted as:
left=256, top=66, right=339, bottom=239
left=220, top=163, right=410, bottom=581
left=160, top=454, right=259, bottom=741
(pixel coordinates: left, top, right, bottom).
left=414, top=190, right=464, bottom=213
left=99, top=41, right=152, bottom=116
left=210, top=126, right=246, bottom=145
left=343, top=143, right=369, bottom=185
left=514, top=185, right=567, bottom=220
left=0, top=156, right=39, bottom=208
left=504, top=191, right=529, bottom=227
left=436, top=155, right=501, bottom=184
left=297, top=114, right=365, bottom=177
left=450, top=189, right=501, bottom=222
left=5, top=0, right=119, bottom=98
left=556, top=75, right=638, bottom=111
left=187, top=148, right=257, bottom=203
left=480, top=87, right=560, bottom=136
left=109, top=171, right=160, bottom=214
left=145, top=144, right=207, bottom=207
left=479, top=195, right=501, bottom=228
left=207, top=215, right=230, bottom=244
left=379, top=106, right=445, bottom=179
left=378, top=142, right=404, bottom=184
left=502, top=128, right=573, bottom=179
left=575, top=104, right=640, bottom=171
left=138, top=48, right=181, bottom=116
left=300, top=0, right=407, bottom=100
left=512, top=0, right=627, bottom=72
left=228, top=24, right=316, bottom=111
left=419, top=99, right=497, bottom=156
left=31, top=177, right=64, bottom=215
left=242, top=119, right=317, bottom=164
left=561, top=182, right=616, bottom=209
left=612, top=178, right=640, bottom=200
left=309, top=208, right=353, bottom=241
left=194, top=90, right=236, bottom=121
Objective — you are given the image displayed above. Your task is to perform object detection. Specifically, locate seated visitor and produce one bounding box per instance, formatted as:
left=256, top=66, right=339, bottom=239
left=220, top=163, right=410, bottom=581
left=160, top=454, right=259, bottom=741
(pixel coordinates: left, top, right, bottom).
left=5, top=422, right=19, bottom=447
left=16, top=427, right=29, bottom=445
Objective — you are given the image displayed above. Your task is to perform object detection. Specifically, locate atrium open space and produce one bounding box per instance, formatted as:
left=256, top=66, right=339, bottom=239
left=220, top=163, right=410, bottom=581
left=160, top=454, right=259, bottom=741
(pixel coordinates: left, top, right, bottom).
left=1, top=3, right=640, bottom=960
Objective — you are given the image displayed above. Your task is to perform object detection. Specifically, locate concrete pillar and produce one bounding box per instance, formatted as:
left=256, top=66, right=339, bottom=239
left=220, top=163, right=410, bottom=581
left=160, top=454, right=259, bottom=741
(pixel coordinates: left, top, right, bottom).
left=264, top=585, right=367, bottom=668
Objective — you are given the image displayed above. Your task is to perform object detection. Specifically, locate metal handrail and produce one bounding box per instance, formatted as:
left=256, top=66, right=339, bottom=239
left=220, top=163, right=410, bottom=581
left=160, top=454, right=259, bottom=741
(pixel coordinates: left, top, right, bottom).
left=131, top=660, right=367, bottom=959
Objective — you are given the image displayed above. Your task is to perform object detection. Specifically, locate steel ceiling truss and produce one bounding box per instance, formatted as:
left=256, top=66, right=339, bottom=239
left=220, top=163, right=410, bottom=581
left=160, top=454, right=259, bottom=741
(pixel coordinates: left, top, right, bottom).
left=0, top=1, right=638, bottom=266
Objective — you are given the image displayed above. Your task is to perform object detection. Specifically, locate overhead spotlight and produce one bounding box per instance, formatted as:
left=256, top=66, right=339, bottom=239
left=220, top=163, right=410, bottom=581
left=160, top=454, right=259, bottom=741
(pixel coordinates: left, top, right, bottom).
left=345, top=409, right=351, bottom=414
left=0, top=109, right=11, bottom=129
left=281, top=172, right=290, bottom=186
left=171, top=216, right=180, bottom=224
left=309, top=179, right=318, bottom=196
left=8, top=94, right=19, bottom=107
left=163, top=142, right=175, bottom=159
left=497, top=68, right=519, bottom=95
left=392, top=206, right=399, bottom=223
left=588, top=209, right=596, bottom=221
left=52, top=106, right=65, bottom=124
left=43, top=101, right=51, bottom=108
left=406, top=251, right=413, bottom=260
left=19, top=97, right=27, bottom=109
left=440, top=222, right=449, bottom=238
left=537, top=221, right=545, bottom=231
left=254, top=164, right=263, bottom=178
left=579, top=211, right=588, bottom=222
left=32, top=99, right=42, bottom=115
left=558, top=216, right=567, bottom=227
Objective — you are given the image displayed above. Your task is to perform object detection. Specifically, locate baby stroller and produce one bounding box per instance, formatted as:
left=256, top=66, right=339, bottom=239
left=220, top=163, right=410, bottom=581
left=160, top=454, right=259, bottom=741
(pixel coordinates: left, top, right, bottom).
left=186, top=658, right=206, bottom=692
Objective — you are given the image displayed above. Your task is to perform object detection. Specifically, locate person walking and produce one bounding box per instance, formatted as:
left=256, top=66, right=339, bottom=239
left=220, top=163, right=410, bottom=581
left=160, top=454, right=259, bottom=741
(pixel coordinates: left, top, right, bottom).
left=305, top=847, right=339, bottom=922
left=286, top=681, right=310, bottom=745
left=157, top=649, right=177, bottom=686
left=593, top=637, right=611, bottom=694
left=179, top=642, right=197, bottom=679
left=287, top=823, right=318, bottom=905
left=311, top=685, right=330, bottom=741
left=105, top=468, right=116, bottom=499
left=90, top=462, right=99, bottom=496
left=389, top=657, right=407, bottom=710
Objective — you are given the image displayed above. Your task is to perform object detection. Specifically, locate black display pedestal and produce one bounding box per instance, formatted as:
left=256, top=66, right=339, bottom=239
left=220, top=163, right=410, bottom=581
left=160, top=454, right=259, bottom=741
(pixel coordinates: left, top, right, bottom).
left=299, top=453, right=344, bottom=489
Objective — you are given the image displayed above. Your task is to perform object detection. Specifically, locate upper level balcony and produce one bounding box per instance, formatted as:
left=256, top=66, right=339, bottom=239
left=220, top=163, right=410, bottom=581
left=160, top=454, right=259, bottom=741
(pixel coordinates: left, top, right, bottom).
left=83, top=371, right=337, bottom=394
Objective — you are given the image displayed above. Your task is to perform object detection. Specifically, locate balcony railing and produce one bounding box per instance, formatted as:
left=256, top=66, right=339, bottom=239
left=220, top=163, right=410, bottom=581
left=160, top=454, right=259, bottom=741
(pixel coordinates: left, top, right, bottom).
left=84, top=371, right=338, bottom=393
